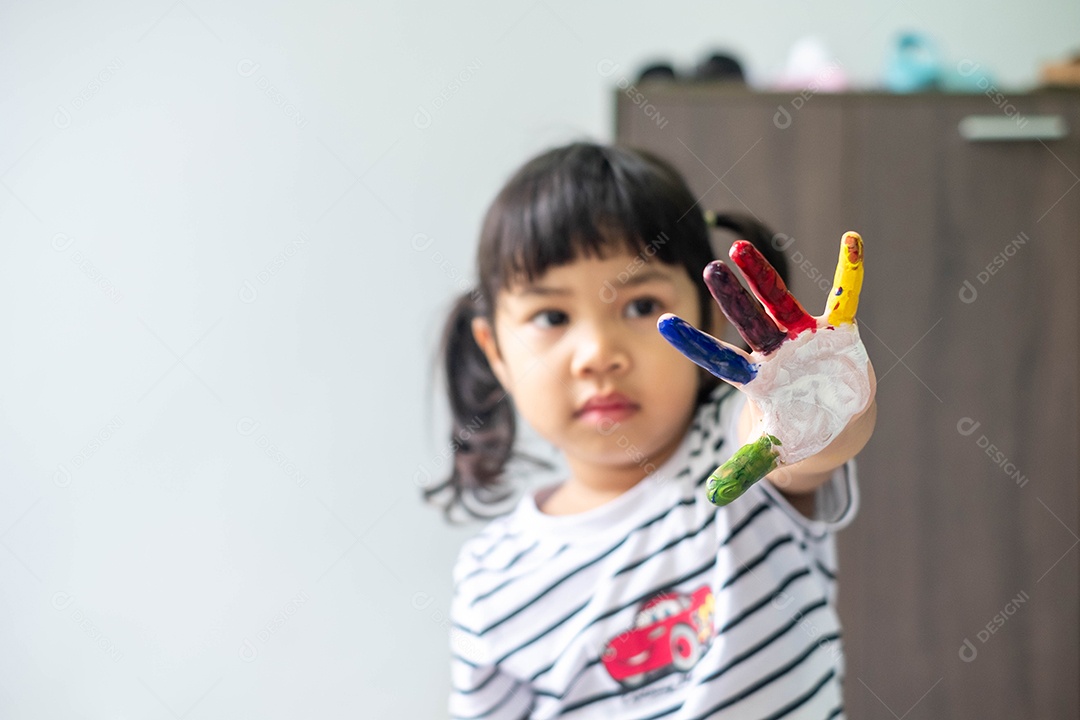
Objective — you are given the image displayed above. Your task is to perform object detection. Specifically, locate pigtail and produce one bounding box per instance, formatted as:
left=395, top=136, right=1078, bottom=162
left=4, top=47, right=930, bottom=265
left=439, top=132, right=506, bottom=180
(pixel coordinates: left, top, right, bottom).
left=704, top=211, right=791, bottom=287
left=424, top=290, right=550, bottom=521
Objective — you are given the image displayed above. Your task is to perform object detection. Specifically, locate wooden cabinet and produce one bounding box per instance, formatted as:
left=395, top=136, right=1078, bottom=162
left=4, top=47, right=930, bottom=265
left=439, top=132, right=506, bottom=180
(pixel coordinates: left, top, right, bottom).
left=617, top=87, right=1079, bottom=719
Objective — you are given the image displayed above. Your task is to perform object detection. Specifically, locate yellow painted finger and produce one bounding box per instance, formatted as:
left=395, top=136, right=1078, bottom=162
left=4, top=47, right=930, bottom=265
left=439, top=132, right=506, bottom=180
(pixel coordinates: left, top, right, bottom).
left=825, top=231, right=863, bottom=325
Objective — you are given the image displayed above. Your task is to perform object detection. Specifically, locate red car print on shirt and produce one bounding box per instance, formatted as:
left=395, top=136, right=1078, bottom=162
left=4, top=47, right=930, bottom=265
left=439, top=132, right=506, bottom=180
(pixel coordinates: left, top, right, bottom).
left=601, top=584, right=715, bottom=688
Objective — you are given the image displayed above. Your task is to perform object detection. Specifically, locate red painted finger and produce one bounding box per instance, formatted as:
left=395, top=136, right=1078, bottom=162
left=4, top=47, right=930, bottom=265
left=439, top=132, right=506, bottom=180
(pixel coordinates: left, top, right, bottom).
left=729, top=241, right=816, bottom=337
left=703, top=261, right=785, bottom=355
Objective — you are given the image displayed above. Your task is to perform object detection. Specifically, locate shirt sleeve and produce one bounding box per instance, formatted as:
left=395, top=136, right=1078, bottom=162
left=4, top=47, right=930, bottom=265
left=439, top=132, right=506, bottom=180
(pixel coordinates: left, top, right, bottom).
left=448, top=581, right=535, bottom=718
left=759, top=458, right=860, bottom=538
left=448, top=654, right=534, bottom=719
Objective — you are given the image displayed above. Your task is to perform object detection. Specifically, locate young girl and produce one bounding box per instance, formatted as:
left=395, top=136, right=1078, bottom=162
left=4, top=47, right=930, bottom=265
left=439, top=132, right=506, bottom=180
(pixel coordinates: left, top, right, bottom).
left=428, top=141, right=876, bottom=719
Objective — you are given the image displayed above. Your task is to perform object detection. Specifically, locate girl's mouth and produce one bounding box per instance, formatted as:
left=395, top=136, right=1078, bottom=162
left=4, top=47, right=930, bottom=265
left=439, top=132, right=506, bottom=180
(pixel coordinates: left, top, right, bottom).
left=575, top=393, right=640, bottom=424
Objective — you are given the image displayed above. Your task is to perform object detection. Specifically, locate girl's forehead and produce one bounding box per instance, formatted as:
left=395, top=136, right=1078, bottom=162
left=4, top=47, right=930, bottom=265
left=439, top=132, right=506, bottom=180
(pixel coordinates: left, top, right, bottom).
left=502, top=251, right=683, bottom=296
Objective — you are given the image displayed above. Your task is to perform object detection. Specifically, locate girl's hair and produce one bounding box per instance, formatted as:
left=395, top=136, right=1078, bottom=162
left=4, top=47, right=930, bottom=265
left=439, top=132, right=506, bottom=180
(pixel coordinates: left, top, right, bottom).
left=426, top=141, right=790, bottom=520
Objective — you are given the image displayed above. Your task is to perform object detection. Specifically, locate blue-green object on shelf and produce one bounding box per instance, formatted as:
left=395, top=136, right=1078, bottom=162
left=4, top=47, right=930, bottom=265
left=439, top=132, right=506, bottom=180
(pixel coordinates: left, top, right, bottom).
left=884, top=31, right=941, bottom=93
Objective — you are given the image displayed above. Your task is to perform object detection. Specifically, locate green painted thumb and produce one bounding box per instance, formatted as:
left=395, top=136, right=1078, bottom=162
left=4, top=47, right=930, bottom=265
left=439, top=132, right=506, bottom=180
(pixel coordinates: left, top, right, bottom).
left=706, top=434, right=782, bottom=506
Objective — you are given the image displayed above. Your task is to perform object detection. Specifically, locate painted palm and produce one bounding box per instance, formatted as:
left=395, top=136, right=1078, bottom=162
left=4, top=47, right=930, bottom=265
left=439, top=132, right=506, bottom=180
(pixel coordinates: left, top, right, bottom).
left=659, top=232, right=872, bottom=506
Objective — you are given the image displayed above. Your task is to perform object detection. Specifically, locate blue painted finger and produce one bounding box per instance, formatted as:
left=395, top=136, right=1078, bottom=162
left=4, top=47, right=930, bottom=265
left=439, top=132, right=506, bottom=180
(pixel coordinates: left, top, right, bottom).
left=658, top=314, right=759, bottom=385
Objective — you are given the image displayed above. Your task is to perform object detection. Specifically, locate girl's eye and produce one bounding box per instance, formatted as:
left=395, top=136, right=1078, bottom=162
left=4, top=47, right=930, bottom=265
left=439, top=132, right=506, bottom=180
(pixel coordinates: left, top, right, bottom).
left=626, top=297, right=662, bottom=318
left=531, top=309, right=569, bottom=328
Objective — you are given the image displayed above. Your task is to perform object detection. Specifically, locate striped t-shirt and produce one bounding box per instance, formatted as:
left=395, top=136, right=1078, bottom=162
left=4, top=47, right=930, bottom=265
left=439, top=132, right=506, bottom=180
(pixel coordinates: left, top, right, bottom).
left=449, top=384, right=859, bottom=719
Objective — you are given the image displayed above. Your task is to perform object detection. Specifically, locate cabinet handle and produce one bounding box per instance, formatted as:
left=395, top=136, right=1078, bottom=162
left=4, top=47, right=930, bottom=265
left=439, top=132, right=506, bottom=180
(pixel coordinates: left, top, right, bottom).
left=959, top=115, right=1068, bottom=142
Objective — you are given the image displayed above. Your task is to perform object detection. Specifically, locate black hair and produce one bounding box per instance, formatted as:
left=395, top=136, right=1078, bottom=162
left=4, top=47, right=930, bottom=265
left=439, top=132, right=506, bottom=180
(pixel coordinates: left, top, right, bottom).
left=425, top=141, right=789, bottom=521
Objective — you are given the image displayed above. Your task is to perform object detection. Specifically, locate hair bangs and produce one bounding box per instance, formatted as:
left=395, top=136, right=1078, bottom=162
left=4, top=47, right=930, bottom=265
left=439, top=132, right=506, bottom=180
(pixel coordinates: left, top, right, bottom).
left=481, top=143, right=694, bottom=293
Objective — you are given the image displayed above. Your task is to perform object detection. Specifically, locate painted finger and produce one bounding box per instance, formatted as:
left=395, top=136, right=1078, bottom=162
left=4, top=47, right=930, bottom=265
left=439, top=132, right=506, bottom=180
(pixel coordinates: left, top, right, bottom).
left=825, top=231, right=864, bottom=325
left=658, top=314, right=758, bottom=385
left=703, top=261, right=785, bottom=355
left=705, top=433, right=781, bottom=506
left=729, top=241, right=816, bottom=337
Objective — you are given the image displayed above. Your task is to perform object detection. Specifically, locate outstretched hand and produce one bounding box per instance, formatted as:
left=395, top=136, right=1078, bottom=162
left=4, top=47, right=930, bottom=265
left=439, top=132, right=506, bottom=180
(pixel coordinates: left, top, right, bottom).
left=658, top=232, right=874, bottom=506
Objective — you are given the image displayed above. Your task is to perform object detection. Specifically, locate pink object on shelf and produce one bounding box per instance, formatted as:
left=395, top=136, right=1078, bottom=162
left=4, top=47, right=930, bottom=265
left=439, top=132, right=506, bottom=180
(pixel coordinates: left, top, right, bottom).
left=770, top=36, right=850, bottom=92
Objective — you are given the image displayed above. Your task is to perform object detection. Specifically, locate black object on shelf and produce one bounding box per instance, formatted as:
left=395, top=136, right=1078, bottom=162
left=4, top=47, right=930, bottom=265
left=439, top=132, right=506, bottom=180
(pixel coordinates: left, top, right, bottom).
left=634, top=52, right=746, bottom=84
left=694, top=53, right=745, bottom=82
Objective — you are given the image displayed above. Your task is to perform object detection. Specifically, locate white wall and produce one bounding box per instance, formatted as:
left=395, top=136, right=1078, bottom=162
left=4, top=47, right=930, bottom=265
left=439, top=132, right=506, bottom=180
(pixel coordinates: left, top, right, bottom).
left=1, top=1, right=1076, bottom=717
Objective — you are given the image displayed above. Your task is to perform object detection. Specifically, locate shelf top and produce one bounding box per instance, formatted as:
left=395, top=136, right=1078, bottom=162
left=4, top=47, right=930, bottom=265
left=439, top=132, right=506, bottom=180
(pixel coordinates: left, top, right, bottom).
left=611, top=82, right=1080, bottom=101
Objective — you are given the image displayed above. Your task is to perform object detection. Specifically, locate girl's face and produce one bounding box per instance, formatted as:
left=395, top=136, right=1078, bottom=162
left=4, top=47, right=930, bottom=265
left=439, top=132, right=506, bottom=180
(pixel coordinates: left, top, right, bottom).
left=472, top=248, right=724, bottom=484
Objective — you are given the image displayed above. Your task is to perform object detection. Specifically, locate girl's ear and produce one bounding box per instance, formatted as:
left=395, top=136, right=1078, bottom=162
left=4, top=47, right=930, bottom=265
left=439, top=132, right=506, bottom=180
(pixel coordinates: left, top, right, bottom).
left=471, top=316, right=511, bottom=392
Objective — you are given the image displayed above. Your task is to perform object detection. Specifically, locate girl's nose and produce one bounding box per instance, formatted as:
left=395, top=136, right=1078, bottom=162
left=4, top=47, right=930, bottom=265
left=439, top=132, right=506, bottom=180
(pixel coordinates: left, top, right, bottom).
left=570, top=324, right=630, bottom=377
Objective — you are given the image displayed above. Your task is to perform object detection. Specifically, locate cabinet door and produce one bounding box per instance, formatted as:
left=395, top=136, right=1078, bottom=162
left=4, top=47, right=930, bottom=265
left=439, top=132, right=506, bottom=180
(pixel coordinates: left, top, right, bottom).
left=841, top=93, right=1079, bottom=720
left=618, top=89, right=1080, bottom=719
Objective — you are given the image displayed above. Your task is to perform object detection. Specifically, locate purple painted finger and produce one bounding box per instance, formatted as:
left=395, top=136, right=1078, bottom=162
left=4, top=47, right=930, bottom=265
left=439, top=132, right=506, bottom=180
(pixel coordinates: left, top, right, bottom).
left=658, top=314, right=759, bottom=385
left=704, top=261, right=786, bottom=355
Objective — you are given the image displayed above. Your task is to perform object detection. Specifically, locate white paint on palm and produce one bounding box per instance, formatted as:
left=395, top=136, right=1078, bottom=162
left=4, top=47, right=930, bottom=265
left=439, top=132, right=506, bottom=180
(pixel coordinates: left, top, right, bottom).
left=743, top=323, right=872, bottom=465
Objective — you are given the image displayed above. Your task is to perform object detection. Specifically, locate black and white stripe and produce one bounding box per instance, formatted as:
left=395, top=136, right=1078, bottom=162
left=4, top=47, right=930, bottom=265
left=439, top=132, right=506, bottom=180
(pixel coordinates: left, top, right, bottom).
left=450, top=385, right=858, bottom=719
